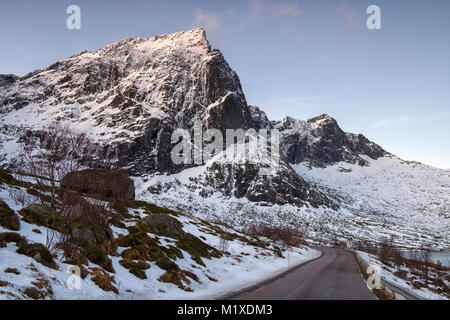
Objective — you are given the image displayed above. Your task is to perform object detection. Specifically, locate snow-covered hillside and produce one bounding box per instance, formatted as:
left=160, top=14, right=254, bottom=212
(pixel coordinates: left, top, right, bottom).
left=0, top=172, right=317, bottom=300
left=135, top=154, right=450, bottom=249
left=293, top=156, right=450, bottom=248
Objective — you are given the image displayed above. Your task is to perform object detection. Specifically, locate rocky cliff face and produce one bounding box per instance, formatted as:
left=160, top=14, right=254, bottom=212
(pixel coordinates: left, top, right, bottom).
left=0, top=28, right=386, bottom=208
left=0, top=28, right=254, bottom=174
left=273, top=114, right=388, bottom=167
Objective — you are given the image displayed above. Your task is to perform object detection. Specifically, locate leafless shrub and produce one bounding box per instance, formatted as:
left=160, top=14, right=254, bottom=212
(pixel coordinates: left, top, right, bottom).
left=218, top=235, right=229, bottom=254
left=419, top=246, right=433, bottom=286
left=435, top=261, right=444, bottom=285
left=408, top=250, right=421, bottom=274
left=352, top=239, right=378, bottom=255
left=392, top=247, right=405, bottom=267
left=11, top=124, right=99, bottom=210
left=244, top=222, right=303, bottom=248
left=6, top=185, right=35, bottom=207
left=10, top=124, right=99, bottom=252
left=245, top=222, right=260, bottom=237
left=59, top=196, right=113, bottom=265
left=377, top=236, right=396, bottom=263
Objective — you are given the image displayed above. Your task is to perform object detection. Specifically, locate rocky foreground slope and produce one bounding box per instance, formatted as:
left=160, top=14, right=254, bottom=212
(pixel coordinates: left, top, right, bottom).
left=0, top=169, right=316, bottom=299
left=1, top=28, right=449, bottom=249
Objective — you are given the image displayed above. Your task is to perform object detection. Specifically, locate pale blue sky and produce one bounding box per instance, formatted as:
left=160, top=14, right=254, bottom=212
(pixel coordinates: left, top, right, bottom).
left=0, top=0, right=449, bottom=168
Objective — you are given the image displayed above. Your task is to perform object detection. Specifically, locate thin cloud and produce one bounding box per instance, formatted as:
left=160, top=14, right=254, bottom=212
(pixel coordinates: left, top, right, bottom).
left=274, top=3, right=302, bottom=17
left=193, top=1, right=302, bottom=34
left=372, top=112, right=450, bottom=128
left=249, top=0, right=301, bottom=22
left=372, top=116, right=415, bottom=128
left=193, top=8, right=232, bottom=33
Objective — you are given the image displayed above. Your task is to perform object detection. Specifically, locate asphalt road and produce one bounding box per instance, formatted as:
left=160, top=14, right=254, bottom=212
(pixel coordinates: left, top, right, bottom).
left=235, top=247, right=376, bottom=300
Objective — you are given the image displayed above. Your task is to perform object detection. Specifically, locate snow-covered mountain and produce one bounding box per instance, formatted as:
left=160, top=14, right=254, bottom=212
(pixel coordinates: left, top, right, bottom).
left=0, top=28, right=252, bottom=174
left=1, top=28, right=448, bottom=249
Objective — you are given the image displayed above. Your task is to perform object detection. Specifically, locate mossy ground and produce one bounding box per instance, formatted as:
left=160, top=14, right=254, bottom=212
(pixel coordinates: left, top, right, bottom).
left=0, top=169, right=31, bottom=188
left=158, top=271, right=192, bottom=291
left=18, top=204, right=63, bottom=230
left=90, top=268, right=118, bottom=294
left=119, top=259, right=150, bottom=279
left=0, top=232, right=58, bottom=269
left=0, top=200, right=20, bottom=231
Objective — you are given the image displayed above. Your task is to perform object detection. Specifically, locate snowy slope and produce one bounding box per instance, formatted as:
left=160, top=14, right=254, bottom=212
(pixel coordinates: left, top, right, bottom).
left=356, top=250, right=448, bottom=300
left=293, top=156, right=450, bottom=248
left=135, top=154, right=449, bottom=250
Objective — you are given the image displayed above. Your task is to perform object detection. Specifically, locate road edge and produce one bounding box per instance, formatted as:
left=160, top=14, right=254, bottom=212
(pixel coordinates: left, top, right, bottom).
left=352, top=250, right=387, bottom=300
left=217, top=248, right=324, bottom=300
left=352, top=250, right=421, bottom=300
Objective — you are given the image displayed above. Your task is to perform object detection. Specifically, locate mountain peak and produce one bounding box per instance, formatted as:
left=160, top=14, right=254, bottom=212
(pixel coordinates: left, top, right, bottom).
left=307, top=114, right=335, bottom=124
left=92, top=27, right=211, bottom=60
left=150, top=27, right=210, bottom=51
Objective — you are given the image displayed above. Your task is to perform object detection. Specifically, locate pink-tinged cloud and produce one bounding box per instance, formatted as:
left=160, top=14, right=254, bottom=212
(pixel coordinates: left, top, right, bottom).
left=345, top=11, right=359, bottom=32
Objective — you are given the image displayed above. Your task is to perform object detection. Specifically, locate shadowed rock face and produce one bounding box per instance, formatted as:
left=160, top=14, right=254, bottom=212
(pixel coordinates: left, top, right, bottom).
left=274, top=114, right=388, bottom=167
left=204, top=161, right=334, bottom=208
left=60, top=169, right=135, bottom=200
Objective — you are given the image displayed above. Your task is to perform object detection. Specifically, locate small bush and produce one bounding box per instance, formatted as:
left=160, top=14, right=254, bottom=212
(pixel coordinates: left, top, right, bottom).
left=91, top=269, right=118, bottom=294
left=18, top=204, right=62, bottom=230
left=4, top=268, right=20, bottom=275
left=394, top=269, right=409, bottom=280
left=0, top=232, right=28, bottom=247
left=158, top=271, right=191, bottom=291
left=23, top=287, right=42, bottom=300
left=16, top=243, right=57, bottom=269
left=412, top=281, right=423, bottom=289
left=119, top=259, right=150, bottom=279
left=121, top=248, right=142, bottom=260
left=87, top=246, right=114, bottom=273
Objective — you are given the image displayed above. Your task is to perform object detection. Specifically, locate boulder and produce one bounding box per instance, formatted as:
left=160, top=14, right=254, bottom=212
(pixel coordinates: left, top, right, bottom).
left=60, top=168, right=135, bottom=200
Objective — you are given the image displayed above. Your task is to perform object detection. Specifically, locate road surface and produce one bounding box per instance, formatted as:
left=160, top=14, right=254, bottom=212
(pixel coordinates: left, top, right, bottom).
left=235, top=247, right=376, bottom=300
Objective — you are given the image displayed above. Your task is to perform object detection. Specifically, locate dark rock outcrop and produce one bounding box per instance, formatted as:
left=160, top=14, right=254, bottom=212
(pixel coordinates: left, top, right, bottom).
left=204, top=161, right=334, bottom=208
left=276, top=114, right=388, bottom=167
